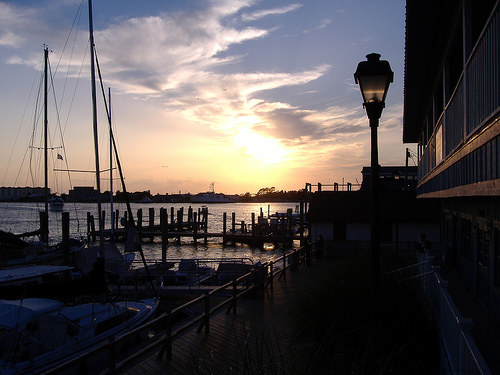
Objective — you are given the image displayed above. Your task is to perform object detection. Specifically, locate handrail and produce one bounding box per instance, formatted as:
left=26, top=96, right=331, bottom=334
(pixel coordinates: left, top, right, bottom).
left=386, top=260, right=431, bottom=274
left=420, top=253, right=492, bottom=375
left=41, top=245, right=311, bottom=374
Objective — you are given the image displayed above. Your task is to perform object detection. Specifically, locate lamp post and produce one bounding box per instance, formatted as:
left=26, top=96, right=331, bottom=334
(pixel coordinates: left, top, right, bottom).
left=354, top=53, right=393, bottom=320
left=393, top=170, right=401, bottom=256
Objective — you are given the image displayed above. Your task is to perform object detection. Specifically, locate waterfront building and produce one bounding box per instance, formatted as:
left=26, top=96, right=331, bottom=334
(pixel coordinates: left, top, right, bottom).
left=307, top=190, right=440, bottom=255
left=307, top=166, right=440, bottom=255
left=0, top=187, right=47, bottom=201
left=404, top=0, right=500, bottom=323
left=359, top=165, right=418, bottom=192
left=68, top=186, right=99, bottom=202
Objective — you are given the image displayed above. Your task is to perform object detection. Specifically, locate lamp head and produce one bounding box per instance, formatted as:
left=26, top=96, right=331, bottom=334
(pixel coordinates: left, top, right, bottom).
left=354, top=53, right=393, bottom=118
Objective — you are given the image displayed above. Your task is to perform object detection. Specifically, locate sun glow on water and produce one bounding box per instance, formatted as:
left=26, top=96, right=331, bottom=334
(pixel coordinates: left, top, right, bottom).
left=234, top=129, right=288, bottom=164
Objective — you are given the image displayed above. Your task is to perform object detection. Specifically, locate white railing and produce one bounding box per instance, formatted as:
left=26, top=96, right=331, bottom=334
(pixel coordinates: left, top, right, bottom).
left=421, top=253, right=492, bottom=375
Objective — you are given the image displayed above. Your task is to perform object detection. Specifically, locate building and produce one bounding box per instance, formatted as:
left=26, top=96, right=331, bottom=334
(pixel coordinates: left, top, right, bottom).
left=68, top=186, right=99, bottom=202
left=307, top=166, right=440, bottom=255
left=307, top=190, right=440, bottom=255
left=0, top=187, right=47, bottom=201
left=404, top=0, right=500, bottom=324
left=359, top=165, right=418, bottom=191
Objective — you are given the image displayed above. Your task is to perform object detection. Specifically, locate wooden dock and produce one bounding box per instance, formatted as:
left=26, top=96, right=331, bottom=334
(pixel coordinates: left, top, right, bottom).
left=87, top=204, right=308, bottom=250
left=110, top=251, right=326, bottom=374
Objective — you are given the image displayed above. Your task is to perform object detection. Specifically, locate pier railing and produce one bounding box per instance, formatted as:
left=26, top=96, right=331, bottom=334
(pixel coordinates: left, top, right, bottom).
left=42, top=245, right=311, bottom=374
left=419, top=253, right=492, bottom=375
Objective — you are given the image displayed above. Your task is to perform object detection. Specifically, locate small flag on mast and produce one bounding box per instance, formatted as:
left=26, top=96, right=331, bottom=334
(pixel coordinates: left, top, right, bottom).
left=57, top=153, right=63, bottom=161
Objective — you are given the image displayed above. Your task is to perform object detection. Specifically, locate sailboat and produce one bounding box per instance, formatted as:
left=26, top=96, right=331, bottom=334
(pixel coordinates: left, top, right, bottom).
left=0, top=47, right=84, bottom=268
left=1, top=49, right=133, bottom=274
left=0, top=2, right=158, bottom=373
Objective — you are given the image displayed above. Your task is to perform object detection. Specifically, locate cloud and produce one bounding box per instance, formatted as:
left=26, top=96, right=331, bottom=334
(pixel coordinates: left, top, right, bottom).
left=317, top=19, right=332, bottom=29
left=94, top=6, right=271, bottom=95
left=2, top=0, right=374, bottom=180
left=167, top=64, right=331, bottom=141
left=0, top=31, right=25, bottom=48
left=84, top=1, right=334, bottom=152
left=5, top=55, right=40, bottom=69
left=241, top=4, right=303, bottom=22
left=209, top=0, right=256, bottom=17
left=302, top=17, right=331, bottom=34
left=0, top=3, right=40, bottom=48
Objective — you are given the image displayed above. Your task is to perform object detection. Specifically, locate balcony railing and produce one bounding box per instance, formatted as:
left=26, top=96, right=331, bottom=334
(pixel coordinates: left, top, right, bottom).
left=419, top=4, right=500, bottom=187
left=467, top=8, right=500, bottom=135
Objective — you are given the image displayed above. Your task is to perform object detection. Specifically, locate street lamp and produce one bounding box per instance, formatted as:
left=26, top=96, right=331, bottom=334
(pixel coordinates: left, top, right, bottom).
left=354, top=53, right=393, bottom=320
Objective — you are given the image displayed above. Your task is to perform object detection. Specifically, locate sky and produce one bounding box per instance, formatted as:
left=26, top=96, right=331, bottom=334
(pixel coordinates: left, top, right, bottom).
left=0, top=0, right=411, bottom=196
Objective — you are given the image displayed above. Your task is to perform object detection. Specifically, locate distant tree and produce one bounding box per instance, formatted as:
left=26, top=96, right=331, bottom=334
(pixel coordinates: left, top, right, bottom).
left=115, top=190, right=125, bottom=202
left=256, top=187, right=275, bottom=196
left=240, top=192, right=253, bottom=202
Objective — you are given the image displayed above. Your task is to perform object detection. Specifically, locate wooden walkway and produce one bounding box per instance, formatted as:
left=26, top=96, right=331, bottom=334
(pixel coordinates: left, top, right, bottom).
left=113, top=259, right=333, bottom=375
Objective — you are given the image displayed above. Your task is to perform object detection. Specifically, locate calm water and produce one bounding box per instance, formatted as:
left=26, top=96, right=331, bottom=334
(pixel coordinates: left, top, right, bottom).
left=0, top=201, right=301, bottom=265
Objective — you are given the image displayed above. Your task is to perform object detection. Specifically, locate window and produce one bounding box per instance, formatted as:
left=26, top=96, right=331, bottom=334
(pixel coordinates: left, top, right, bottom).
left=494, top=228, right=500, bottom=288
left=477, top=228, right=489, bottom=269
left=446, top=24, right=464, bottom=101
left=434, top=73, right=444, bottom=124
left=460, top=217, right=472, bottom=261
left=333, top=222, right=346, bottom=241
left=470, top=0, right=497, bottom=50
left=380, top=221, right=393, bottom=242
left=492, top=137, right=498, bottom=179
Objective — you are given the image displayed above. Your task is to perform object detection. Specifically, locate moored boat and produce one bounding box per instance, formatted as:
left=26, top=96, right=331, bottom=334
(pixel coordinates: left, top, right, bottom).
left=0, top=297, right=158, bottom=374
left=162, top=258, right=215, bottom=285
left=190, top=182, right=236, bottom=203
left=49, top=196, right=64, bottom=212
left=190, top=192, right=236, bottom=203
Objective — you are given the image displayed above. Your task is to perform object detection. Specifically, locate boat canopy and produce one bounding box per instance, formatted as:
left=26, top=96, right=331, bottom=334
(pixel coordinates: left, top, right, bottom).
left=0, top=298, right=62, bottom=329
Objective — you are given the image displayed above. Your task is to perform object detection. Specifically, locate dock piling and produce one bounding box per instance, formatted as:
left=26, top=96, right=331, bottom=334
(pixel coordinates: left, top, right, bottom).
left=62, top=212, right=70, bottom=266
left=223, top=212, right=227, bottom=246
left=137, top=208, right=143, bottom=237
left=86, top=205, right=301, bottom=249
left=160, top=208, right=167, bottom=261
left=149, top=207, right=154, bottom=242
left=193, top=212, right=198, bottom=244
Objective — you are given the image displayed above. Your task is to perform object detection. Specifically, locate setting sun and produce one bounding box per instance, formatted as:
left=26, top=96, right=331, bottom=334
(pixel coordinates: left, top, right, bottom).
left=234, top=129, right=288, bottom=164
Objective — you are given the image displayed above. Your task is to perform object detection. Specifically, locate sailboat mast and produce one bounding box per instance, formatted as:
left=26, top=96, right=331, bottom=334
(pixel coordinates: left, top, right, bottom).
left=88, top=0, right=105, bottom=254
left=40, top=46, right=50, bottom=245
left=109, top=87, right=114, bottom=241
left=91, top=4, right=155, bottom=292
left=44, top=47, right=49, bottom=216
